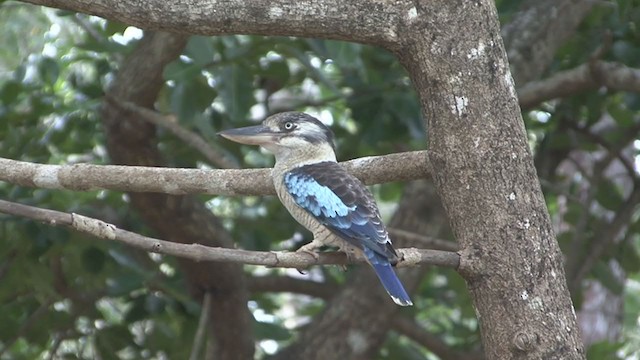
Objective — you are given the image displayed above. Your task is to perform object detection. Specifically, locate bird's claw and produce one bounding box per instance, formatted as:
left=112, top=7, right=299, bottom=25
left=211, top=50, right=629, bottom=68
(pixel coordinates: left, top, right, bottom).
left=295, top=247, right=320, bottom=274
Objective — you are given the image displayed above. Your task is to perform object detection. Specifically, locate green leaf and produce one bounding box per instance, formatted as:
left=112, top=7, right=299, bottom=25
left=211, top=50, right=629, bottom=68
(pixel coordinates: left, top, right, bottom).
left=324, top=40, right=363, bottom=70
left=164, top=61, right=202, bottom=81
left=37, top=57, right=59, bottom=85
left=617, top=237, right=640, bottom=273
left=104, top=20, right=128, bottom=36
left=592, top=262, right=624, bottom=295
left=0, top=81, right=22, bottom=104
left=595, top=180, right=624, bottom=212
left=170, top=78, right=216, bottom=121
left=253, top=321, right=291, bottom=341
left=124, top=295, right=148, bottom=323
left=95, top=325, right=133, bottom=359
left=82, top=246, right=106, bottom=274
left=586, top=340, right=624, bottom=360
left=217, top=63, right=254, bottom=122
left=185, top=36, right=215, bottom=66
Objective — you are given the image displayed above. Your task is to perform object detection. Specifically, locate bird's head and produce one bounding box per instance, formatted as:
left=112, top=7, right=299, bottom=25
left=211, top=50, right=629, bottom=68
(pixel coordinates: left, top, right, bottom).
left=219, top=112, right=337, bottom=163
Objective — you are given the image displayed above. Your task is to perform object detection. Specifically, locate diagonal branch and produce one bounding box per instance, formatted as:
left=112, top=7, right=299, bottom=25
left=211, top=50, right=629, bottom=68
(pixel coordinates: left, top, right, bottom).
left=0, top=199, right=460, bottom=269
left=502, top=0, right=595, bottom=85
left=388, top=227, right=458, bottom=252
left=106, top=96, right=240, bottom=169
left=392, top=316, right=484, bottom=360
left=0, top=150, right=430, bottom=196
left=568, top=185, right=640, bottom=293
left=518, top=61, right=640, bottom=110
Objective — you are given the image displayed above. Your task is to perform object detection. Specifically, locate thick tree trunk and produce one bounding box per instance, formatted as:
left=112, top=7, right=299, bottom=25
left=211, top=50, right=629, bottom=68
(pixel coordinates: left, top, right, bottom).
left=396, top=1, right=584, bottom=358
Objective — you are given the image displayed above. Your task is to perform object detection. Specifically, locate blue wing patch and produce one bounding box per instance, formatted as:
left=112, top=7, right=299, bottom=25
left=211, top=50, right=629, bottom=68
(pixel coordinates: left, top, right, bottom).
left=284, top=162, right=398, bottom=263
left=284, top=173, right=354, bottom=218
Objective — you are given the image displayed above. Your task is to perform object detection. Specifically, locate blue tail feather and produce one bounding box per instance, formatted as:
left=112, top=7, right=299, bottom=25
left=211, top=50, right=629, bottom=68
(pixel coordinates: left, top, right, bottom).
left=371, top=263, right=413, bottom=306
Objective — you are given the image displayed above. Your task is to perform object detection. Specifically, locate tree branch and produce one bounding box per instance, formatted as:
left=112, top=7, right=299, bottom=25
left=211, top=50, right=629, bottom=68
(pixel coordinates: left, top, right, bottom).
left=0, top=150, right=430, bottom=195
left=388, top=227, right=458, bottom=252
left=502, top=0, right=596, bottom=85
left=105, top=96, right=240, bottom=169
left=392, top=316, right=484, bottom=360
left=518, top=61, right=640, bottom=110
left=0, top=199, right=460, bottom=269
left=20, top=0, right=411, bottom=48
left=190, top=292, right=212, bottom=360
left=569, top=185, right=640, bottom=292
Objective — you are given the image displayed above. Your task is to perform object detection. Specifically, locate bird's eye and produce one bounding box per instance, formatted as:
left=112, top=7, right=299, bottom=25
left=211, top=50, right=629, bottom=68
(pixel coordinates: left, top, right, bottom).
left=283, top=122, right=295, bottom=131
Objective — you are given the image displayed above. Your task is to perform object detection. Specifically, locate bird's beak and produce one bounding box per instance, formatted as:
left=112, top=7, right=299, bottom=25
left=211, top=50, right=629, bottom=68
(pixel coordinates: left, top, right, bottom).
left=218, top=125, right=281, bottom=146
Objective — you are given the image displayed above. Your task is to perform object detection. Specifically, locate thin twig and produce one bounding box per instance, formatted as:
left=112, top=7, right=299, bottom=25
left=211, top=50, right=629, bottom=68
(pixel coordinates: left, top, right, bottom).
left=47, top=334, right=64, bottom=360
left=190, top=292, right=213, bottom=360
left=388, top=227, right=458, bottom=252
left=106, top=96, right=239, bottom=169
left=0, top=199, right=460, bottom=269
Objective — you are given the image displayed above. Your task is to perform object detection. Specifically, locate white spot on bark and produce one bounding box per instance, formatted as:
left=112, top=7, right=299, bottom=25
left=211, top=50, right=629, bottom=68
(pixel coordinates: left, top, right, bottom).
left=529, top=296, right=544, bottom=310
left=473, top=137, right=480, bottom=148
left=517, top=218, right=531, bottom=230
left=511, top=152, right=517, bottom=159
left=430, top=41, right=440, bottom=55
left=504, top=71, right=517, bottom=98
left=407, top=7, right=417, bottom=20
left=269, top=6, right=284, bottom=18
left=508, top=192, right=516, bottom=201
left=451, top=95, right=468, bottom=116
left=521, top=290, right=529, bottom=300
left=163, top=179, right=181, bottom=194
left=467, top=41, right=486, bottom=60
left=551, top=269, right=557, bottom=278
left=72, top=213, right=117, bottom=240
left=34, top=165, right=61, bottom=188
left=348, top=156, right=374, bottom=168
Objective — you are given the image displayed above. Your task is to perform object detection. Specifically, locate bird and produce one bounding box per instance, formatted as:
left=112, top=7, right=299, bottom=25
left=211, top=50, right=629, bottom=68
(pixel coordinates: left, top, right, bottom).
left=219, top=112, right=412, bottom=306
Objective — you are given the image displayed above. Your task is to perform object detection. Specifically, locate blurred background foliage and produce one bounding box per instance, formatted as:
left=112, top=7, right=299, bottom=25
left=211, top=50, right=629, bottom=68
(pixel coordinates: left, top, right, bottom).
left=0, top=0, right=639, bottom=359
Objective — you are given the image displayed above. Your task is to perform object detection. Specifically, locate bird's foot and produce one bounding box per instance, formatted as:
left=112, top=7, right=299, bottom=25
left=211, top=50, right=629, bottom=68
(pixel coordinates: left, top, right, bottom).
left=295, top=242, right=322, bottom=274
left=297, top=240, right=323, bottom=257
left=337, top=247, right=359, bottom=272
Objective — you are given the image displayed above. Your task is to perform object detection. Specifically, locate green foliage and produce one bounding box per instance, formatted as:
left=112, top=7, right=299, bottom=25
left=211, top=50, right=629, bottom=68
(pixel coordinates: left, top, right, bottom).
left=1, top=1, right=640, bottom=358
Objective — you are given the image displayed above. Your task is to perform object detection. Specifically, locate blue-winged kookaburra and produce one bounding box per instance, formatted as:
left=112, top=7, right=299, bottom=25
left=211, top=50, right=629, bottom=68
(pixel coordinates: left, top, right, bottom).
left=219, top=112, right=412, bottom=306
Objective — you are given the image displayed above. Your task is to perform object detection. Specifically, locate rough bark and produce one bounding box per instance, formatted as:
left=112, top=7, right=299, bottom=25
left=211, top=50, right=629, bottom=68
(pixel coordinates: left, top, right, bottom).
left=100, top=32, right=255, bottom=359
left=395, top=1, right=584, bottom=358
